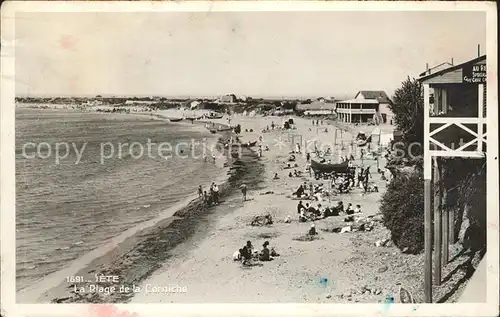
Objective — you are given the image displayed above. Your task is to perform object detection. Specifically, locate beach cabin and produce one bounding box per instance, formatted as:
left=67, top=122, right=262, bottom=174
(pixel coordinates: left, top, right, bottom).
left=297, top=100, right=336, bottom=116
left=419, top=54, right=487, bottom=302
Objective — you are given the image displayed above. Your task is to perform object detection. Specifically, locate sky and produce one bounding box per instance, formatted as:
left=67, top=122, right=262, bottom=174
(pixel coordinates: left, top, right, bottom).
left=15, top=11, right=486, bottom=99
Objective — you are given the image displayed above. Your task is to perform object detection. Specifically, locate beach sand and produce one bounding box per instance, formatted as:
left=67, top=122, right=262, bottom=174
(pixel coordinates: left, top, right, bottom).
left=126, top=115, right=392, bottom=303
left=129, top=114, right=474, bottom=304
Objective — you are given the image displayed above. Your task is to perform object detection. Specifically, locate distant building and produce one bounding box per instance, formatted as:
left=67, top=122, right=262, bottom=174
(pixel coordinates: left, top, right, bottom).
left=219, top=94, right=237, bottom=104
left=297, top=101, right=336, bottom=116
left=336, top=90, right=392, bottom=124
left=335, top=98, right=378, bottom=123
left=355, top=91, right=393, bottom=124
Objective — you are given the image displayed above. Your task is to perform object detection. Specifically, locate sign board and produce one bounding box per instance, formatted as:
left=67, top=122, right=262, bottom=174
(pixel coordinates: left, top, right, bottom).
left=463, top=63, right=486, bottom=83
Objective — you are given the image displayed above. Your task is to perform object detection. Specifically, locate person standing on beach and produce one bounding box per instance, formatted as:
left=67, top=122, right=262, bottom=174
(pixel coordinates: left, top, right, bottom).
left=198, top=185, right=203, bottom=198
left=213, top=184, right=220, bottom=204
left=271, top=121, right=275, bottom=130
left=240, top=184, right=247, bottom=202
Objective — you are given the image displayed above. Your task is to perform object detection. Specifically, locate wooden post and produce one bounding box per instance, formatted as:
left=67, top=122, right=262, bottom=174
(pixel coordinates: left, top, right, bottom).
left=433, top=157, right=442, bottom=286
left=423, top=83, right=433, bottom=303
left=478, top=84, right=484, bottom=152
left=442, top=185, right=449, bottom=265
left=424, top=178, right=433, bottom=302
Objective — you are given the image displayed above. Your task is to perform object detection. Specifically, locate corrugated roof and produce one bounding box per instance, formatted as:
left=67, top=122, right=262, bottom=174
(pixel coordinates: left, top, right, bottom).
left=419, top=62, right=454, bottom=77
left=336, top=99, right=379, bottom=104
left=356, top=91, right=391, bottom=103
left=419, top=55, right=486, bottom=82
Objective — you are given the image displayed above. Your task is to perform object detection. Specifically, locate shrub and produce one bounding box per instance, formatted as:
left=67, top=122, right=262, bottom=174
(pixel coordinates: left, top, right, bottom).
left=234, top=124, right=241, bottom=134
left=388, top=77, right=424, bottom=146
left=380, top=171, right=425, bottom=254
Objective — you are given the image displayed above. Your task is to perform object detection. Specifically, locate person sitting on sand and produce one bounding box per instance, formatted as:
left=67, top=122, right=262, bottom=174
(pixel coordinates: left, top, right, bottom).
left=233, top=249, right=242, bottom=261
left=297, top=201, right=305, bottom=214
left=246, top=241, right=254, bottom=254
left=308, top=223, right=317, bottom=235
left=315, top=204, right=323, bottom=217
left=259, top=241, right=271, bottom=261
left=241, top=246, right=252, bottom=265
left=335, top=201, right=344, bottom=214
left=342, top=178, right=350, bottom=192
left=294, top=185, right=305, bottom=198
left=299, top=208, right=307, bottom=222
left=323, top=207, right=333, bottom=218
left=273, top=172, right=280, bottom=180
left=307, top=203, right=317, bottom=217
left=354, top=204, right=362, bottom=213
left=288, top=171, right=293, bottom=178
left=346, top=203, right=354, bottom=215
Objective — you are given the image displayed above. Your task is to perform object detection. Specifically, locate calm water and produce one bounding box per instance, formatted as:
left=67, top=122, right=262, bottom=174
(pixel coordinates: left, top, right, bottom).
left=15, top=108, right=223, bottom=290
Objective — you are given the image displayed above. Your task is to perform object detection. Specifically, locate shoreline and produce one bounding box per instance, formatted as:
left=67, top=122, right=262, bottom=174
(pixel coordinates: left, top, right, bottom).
left=16, top=107, right=262, bottom=303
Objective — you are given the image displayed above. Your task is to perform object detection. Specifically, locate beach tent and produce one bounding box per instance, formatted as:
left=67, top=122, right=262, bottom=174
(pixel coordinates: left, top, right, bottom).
left=379, top=133, right=393, bottom=146
left=371, top=127, right=381, bottom=145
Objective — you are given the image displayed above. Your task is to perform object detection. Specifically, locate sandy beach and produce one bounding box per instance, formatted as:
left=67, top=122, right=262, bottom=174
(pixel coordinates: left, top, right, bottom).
left=126, top=113, right=473, bottom=304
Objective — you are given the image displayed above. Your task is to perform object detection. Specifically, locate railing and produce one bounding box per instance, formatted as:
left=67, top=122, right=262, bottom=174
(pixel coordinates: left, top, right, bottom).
left=335, top=109, right=376, bottom=114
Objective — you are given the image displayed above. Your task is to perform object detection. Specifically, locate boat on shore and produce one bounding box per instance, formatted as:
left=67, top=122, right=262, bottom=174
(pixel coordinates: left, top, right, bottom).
left=224, top=141, right=257, bottom=149
left=310, top=160, right=349, bottom=174
left=185, top=116, right=202, bottom=121
left=207, top=125, right=233, bottom=133
left=169, top=118, right=183, bottom=122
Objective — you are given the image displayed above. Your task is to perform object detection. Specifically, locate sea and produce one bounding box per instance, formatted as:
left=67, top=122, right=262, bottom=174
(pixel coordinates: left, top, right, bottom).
left=15, top=108, right=226, bottom=291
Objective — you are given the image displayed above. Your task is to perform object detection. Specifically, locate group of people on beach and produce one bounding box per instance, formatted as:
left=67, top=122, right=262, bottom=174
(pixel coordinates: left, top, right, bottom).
left=198, top=182, right=220, bottom=206
left=233, top=240, right=280, bottom=265
left=296, top=200, right=362, bottom=222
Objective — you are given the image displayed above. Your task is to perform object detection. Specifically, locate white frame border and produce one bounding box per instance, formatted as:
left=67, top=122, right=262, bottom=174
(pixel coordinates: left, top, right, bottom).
left=1, top=2, right=498, bottom=317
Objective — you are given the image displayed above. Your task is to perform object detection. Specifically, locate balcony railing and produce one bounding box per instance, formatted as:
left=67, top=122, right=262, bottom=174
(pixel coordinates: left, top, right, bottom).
left=335, top=109, right=376, bottom=114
